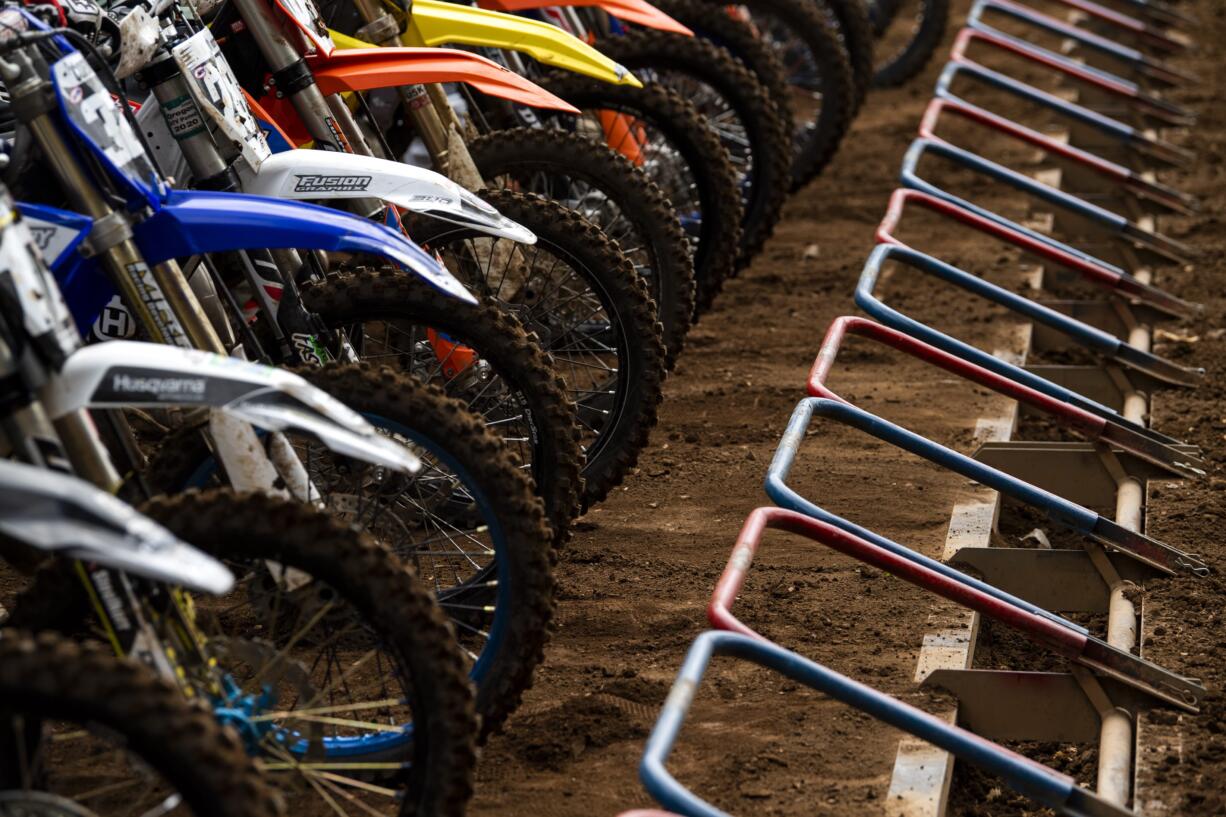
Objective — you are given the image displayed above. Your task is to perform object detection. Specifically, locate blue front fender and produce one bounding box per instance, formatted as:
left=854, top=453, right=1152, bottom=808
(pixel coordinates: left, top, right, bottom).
left=134, top=189, right=475, bottom=304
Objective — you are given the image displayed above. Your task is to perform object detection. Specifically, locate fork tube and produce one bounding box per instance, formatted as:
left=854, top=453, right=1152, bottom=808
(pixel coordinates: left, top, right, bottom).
left=142, top=52, right=238, bottom=189
left=349, top=0, right=483, bottom=182
left=24, top=114, right=225, bottom=354
left=229, top=0, right=355, bottom=153
left=9, top=56, right=309, bottom=496
left=0, top=332, right=122, bottom=489
left=230, top=0, right=389, bottom=217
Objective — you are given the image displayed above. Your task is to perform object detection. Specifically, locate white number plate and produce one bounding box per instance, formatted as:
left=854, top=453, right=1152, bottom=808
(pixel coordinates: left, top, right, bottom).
left=53, top=52, right=158, bottom=189
left=172, top=29, right=272, bottom=170
left=274, top=0, right=335, bottom=56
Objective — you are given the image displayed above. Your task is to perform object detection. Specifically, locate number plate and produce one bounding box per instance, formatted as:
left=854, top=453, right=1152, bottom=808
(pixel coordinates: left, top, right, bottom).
left=53, top=52, right=159, bottom=190
left=172, top=29, right=272, bottom=170
left=274, top=0, right=335, bottom=56
left=0, top=204, right=81, bottom=357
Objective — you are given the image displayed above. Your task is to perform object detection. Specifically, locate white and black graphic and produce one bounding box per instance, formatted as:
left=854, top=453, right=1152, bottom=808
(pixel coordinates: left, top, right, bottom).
left=90, top=295, right=137, bottom=340
left=27, top=225, right=56, bottom=251
left=92, top=365, right=259, bottom=405
left=293, top=174, right=373, bottom=194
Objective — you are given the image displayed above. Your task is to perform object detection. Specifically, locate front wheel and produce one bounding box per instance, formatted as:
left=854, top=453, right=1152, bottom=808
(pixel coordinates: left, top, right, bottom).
left=530, top=76, right=743, bottom=313
left=303, top=269, right=584, bottom=550
left=592, top=29, right=792, bottom=268
left=413, top=190, right=667, bottom=508
left=0, top=631, right=283, bottom=817
left=5, top=489, right=481, bottom=816
left=141, top=367, right=556, bottom=739
left=467, top=127, right=695, bottom=369
left=871, top=0, right=950, bottom=87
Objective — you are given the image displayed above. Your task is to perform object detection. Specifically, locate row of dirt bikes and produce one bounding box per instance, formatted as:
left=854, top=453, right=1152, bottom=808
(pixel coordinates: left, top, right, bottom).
left=0, top=0, right=946, bottom=813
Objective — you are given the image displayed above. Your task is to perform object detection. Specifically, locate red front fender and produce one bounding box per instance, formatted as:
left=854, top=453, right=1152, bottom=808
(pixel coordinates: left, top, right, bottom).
left=305, top=47, right=579, bottom=112
left=478, top=0, right=693, bottom=36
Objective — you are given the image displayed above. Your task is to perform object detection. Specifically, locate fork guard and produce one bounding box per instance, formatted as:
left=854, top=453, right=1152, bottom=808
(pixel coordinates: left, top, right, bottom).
left=42, top=340, right=422, bottom=476
left=476, top=0, right=693, bottom=36
left=0, top=460, right=235, bottom=595
left=900, top=138, right=1194, bottom=270
left=134, top=190, right=473, bottom=302
left=396, top=0, right=641, bottom=86
left=21, top=191, right=474, bottom=330
left=303, top=44, right=579, bottom=112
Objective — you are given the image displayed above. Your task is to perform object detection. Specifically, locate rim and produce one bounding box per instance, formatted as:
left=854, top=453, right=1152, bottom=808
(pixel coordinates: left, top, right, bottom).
left=423, top=224, right=634, bottom=469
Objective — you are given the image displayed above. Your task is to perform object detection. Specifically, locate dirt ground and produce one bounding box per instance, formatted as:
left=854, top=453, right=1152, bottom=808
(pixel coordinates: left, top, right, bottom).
left=471, top=1, right=1226, bottom=816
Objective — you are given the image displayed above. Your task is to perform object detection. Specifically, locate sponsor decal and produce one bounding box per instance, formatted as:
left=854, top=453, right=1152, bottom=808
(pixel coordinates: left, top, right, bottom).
left=162, top=93, right=207, bottom=139
left=90, top=568, right=134, bottom=633
left=293, top=173, right=372, bottom=193
left=107, top=372, right=208, bottom=400
left=292, top=332, right=328, bottom=366
left=128, top=262, right=190, bottom=347
left=28, top=225, right=55, bottom=251
left=91, top=294, right=137, bottom=340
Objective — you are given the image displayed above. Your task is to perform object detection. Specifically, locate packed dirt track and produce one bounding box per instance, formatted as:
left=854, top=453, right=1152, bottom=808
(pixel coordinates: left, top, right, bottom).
left=471, top=1, right=1226, bottom=815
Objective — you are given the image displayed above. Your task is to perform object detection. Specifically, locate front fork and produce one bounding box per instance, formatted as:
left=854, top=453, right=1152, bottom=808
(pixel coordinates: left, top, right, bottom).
left=143, top=52, right=334, bottom=368
left=9, top=49, right=313, bottom=499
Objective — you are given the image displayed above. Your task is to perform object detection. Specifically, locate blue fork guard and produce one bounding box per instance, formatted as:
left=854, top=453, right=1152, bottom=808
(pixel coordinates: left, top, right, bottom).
left=134, top=189, right=446, bottom=276
left=27, top=190, right=471, bottom=330
left=640, top=632, right=1098, bottom=817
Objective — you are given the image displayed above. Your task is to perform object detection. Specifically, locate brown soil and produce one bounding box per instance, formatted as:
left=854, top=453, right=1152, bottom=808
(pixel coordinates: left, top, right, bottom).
left=471, top=1, right=1226, bottom=816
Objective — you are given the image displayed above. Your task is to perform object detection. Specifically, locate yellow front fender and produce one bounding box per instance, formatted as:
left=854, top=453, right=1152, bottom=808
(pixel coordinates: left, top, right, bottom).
left=400, top=0, right=640, bottom=87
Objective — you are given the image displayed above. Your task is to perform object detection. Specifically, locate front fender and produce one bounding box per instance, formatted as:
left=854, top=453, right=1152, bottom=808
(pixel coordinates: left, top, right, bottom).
left=237, top=149, right=536, bottom=243
left=134, top=189, right=475, bottom=303
left=43, top=340, right=422, bottom=475
left=0, top=459, right=233, bottom=594
left=305, top=46, right=579, bottom=112
left=394, top=0, right=640, bottom=86
left=476, top=0, right=693, bottom=35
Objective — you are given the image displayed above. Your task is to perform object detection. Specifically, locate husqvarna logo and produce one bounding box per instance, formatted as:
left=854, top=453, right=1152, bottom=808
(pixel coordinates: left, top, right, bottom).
left=293, top=174, right=372, bottom=193
left=110, top=373, right=207, bottom=398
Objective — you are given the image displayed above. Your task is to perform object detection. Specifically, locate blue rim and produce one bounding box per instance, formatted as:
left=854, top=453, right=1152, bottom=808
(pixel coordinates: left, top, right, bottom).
left=181, top=412, right=510, bottom=758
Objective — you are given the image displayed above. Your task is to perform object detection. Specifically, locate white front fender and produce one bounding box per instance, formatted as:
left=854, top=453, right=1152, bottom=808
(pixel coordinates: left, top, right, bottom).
left=0, top=460, right=234, bottom=595
left=237, top=149, right=536, bottom=243
left=42, top=341, right=421, bottom=476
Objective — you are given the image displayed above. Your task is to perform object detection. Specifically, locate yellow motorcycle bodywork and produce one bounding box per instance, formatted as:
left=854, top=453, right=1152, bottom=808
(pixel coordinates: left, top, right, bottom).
left=329, top=0, right=640, bottom=87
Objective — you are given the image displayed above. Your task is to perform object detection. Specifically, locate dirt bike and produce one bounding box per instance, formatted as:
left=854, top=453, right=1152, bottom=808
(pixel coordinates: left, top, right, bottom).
left=0, top=167, right=479, bottom=814
left=225, top=0, right=674, bottom=505
left=1, top=3, right=552, bottom=746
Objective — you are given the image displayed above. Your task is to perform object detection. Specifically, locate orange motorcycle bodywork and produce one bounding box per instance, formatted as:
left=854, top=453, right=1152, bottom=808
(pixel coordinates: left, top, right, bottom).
left=477, top=0, right=693, bottom=36
left=306, top=47, right=579, bottom=111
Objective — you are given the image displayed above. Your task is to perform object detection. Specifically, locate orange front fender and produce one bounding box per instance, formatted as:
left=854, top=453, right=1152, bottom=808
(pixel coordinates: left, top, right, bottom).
left=305, top=47, right=580, bottom=112
left=477, top=0, right=693, bottom=36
